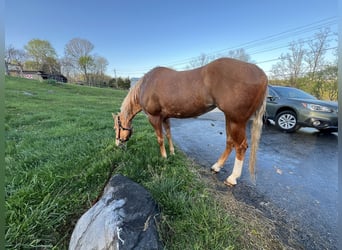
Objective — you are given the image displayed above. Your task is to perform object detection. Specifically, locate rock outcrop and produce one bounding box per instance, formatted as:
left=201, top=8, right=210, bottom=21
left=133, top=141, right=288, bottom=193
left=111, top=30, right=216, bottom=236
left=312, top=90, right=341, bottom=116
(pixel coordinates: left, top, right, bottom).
left=69, top=174, right=163, bottom=250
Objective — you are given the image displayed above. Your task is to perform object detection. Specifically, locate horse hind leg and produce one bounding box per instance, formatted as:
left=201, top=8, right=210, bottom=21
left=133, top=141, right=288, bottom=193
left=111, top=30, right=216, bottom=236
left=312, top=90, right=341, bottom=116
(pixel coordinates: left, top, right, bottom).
left=224, top=123, right=248, bottom=186
left=224, top=140, right=248, bottom=186
left=163, top=118, right=175, bottom=155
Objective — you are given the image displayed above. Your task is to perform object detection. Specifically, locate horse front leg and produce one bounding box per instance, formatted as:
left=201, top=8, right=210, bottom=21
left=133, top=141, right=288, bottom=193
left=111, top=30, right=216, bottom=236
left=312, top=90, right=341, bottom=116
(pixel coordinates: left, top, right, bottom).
left=211, top=135, right=234, bottom=172
left=163, top=118, right=175, bottom=155
left=148, top=115, right=167, bottom=158
left=211, top=118, right=234, bottom=172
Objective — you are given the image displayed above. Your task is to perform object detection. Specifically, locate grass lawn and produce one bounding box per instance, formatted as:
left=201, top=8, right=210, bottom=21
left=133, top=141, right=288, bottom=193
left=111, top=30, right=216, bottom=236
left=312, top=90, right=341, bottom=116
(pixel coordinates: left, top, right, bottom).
left=5, top=76, right=242, bottom=249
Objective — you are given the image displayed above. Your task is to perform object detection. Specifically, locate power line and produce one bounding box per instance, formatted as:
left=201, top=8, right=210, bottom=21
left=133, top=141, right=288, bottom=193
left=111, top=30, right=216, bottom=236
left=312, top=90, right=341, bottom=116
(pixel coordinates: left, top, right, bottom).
left=165, top=17, right=337, bottom=69
left=118, top=17, right=337, bottom=76
left=258, top=46, right=337, bottom=76
left=248, top=32, right=337, bottom=56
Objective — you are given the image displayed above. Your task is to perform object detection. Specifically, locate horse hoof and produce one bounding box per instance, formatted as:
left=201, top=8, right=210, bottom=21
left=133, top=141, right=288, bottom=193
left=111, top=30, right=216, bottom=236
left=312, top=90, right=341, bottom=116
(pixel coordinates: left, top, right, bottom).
left=211, top=163, right=221, bottom=173
left=224, top=176, right=237, bottom=186
left=224, top=180, right=236, bottom=187
left=211, top=168, right=219, bottom=174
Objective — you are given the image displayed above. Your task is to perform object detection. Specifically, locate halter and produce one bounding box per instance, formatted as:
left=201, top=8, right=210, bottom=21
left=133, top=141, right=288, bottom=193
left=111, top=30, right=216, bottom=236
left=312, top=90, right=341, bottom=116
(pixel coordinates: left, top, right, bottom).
left=116, top=116, right=132, bottom=142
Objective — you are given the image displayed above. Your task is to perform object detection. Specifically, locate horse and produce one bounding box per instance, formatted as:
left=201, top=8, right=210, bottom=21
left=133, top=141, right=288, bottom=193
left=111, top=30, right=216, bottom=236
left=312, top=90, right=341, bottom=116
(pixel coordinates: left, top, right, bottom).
left=112, top=57, right=267, bottom=186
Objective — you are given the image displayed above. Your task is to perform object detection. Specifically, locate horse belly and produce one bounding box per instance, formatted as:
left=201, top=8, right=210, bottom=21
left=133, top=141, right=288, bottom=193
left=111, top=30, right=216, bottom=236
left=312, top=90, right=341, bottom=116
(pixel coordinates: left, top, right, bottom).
left=161, top=95, right=215, bottom=118
left=142, top=90, right=214, bottom=118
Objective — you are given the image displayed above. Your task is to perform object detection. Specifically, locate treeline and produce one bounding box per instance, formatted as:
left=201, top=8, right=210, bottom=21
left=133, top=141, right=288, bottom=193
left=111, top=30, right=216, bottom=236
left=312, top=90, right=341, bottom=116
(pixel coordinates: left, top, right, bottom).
left=187, top=28, right=338, bottom=101
left=92, top=76, right=131, bottom=89
left=5, top=38, right=131, bottom=89
left=268, top=28, right=337, bottom=100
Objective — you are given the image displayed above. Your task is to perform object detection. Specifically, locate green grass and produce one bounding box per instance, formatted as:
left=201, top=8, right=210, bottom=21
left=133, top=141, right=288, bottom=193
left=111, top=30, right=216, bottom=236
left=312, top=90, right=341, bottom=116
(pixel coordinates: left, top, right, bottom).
left=5, top=76, right=241, bottom=249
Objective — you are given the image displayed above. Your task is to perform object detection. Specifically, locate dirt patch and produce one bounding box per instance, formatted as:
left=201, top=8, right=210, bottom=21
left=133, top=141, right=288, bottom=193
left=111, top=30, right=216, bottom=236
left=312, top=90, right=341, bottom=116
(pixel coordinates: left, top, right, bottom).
left=196, top=168, right=302, bottom=250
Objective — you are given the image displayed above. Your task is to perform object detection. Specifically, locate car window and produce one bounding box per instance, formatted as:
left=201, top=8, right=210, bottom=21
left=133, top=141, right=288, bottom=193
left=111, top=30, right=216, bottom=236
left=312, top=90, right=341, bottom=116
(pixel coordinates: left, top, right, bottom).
left=273, top=87, right=317, bottom=100
left=268, top=88, right=277, bottom=97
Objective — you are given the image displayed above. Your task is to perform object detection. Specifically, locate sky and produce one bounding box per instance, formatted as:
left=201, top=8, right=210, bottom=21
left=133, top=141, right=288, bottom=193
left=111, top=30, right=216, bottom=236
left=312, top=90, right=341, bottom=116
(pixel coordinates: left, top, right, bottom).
left=5, top=0, right=338, bottom=78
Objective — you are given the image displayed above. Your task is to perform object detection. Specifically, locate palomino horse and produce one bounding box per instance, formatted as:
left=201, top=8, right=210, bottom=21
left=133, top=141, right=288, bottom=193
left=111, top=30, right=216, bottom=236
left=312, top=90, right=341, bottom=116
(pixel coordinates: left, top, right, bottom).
left=113, top=58, right=267, bottom=186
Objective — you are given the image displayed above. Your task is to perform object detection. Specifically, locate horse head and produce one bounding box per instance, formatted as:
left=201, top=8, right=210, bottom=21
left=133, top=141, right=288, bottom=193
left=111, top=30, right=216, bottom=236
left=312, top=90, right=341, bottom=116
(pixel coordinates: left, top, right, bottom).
left=112, top=113, right=133, bottom=146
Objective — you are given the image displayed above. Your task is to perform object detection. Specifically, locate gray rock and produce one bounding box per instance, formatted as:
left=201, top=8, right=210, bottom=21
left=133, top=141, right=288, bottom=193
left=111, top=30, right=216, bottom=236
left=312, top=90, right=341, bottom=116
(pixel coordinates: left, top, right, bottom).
left=69, top=174, right=163, bottom=250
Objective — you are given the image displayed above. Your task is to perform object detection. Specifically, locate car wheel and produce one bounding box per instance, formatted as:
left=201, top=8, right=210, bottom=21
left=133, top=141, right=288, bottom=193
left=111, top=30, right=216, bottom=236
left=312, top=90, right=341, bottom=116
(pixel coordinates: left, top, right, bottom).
left=275, top=110, right=299, bottom=133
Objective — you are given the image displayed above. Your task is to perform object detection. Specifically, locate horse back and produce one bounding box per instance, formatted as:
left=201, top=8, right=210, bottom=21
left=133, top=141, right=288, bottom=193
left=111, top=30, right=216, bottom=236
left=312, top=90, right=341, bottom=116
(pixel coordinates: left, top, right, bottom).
left=139, top=58, right=267, bottom=120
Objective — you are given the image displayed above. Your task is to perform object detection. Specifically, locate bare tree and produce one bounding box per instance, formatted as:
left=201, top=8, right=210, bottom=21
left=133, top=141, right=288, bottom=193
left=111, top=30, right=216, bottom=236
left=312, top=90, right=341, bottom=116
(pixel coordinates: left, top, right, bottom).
left=93, top=55, right=108, bottom=75
left=64, top=38, right=94, bottom=84
left=305, top=28, right=330, bottom=80
left=60, top=56, right=76, bottom=80
left=271, top=41, right=306, bottom=87
left=226, top=48, right=252, bottom=62
left=187, top=49, right=252, bottom=69
left=5, top=45, right=27, bottom=75
left=270, top=30, right=337, bottom=99
left=86, top=55, right=109, bottom=86
left=5, top=45, right=16, bottom=75
left=65, top=38, right=94, bottom=59
left=188, top=53, right=214, bottom=69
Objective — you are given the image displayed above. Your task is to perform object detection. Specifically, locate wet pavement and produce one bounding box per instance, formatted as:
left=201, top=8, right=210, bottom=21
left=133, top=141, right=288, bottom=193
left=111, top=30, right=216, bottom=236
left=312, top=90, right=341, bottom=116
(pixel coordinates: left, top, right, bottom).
left=170, top=109, right=338, bottom=249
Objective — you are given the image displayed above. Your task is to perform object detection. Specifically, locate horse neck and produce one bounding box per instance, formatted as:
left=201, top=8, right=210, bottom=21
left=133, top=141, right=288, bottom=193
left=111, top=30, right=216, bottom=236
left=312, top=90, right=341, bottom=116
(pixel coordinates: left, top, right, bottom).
left=121, top=86, right=142, bottom=123
left=122, top=102, right=142, bottom=122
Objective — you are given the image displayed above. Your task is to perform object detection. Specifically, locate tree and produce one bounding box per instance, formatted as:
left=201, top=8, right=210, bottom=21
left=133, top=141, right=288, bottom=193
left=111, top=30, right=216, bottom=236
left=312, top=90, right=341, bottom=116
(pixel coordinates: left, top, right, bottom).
left=93, top=55, right=108, bottom=76
left=5, top=45, right=27, bottom=75
left=271, top=41, right=306, bottom=87
left=41, top=57, right=61, bottom=74
left=313, top=65, right=338, bottom=100
left=270, top=29, right=337, bottom=100
left=188, top=53, right=214, bottom=69
left=60, top=56, right=76, bottom=80
left=88, top=55, right=109, bottom=86
left=305, top=28, right=330, bottom=80
left=187, top=49, right=252, bottom=69
left=78, top=55, right=94, bottom=84
left=108, top=78, right=118, bottom=88
left=24, top=39, right=58, bottom=71
left=64, top=38, right=94, bottom=84
left=116, top=77, right=131, bottom=89
left=65, top=38, right=94, bottom=60
left=226, top=48, right=252, bottom=62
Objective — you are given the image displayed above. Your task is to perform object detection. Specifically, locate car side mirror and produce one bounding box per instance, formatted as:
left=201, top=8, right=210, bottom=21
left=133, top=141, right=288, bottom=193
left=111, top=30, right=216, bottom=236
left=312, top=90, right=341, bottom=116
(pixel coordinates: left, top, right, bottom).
left=267, top=95, right=276, bottom=101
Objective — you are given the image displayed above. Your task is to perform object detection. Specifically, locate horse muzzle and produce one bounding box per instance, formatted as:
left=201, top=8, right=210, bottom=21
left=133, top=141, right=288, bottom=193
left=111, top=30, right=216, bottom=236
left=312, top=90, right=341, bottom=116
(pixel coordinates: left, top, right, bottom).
left=116, top=138, right=129, bottom=147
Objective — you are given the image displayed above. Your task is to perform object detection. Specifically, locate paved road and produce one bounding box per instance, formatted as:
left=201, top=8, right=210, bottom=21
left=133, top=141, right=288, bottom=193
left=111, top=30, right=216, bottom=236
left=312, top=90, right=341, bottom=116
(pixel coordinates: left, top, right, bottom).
left=170, top=109, right=338, bottom=249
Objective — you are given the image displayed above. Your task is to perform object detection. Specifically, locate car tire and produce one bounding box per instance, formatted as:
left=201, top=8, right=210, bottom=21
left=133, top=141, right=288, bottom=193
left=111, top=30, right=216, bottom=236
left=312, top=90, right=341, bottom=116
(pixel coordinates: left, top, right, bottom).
left=275, top=110, right=299, bottom=133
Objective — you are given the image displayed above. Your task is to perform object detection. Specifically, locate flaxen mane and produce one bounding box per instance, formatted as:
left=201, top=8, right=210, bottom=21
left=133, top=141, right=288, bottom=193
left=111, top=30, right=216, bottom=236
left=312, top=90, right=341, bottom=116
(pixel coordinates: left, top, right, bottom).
left=120, top=78, right=143, bottom=120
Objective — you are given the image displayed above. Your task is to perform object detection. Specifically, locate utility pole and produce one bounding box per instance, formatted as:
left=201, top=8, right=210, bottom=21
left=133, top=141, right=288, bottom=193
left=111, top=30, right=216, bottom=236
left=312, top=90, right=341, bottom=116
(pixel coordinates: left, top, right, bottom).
left=113, top=68, right=118, bottom=88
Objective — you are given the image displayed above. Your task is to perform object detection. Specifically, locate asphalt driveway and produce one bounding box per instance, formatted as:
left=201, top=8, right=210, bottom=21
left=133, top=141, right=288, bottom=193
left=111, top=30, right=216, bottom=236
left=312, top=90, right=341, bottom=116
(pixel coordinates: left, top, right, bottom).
left=170, top=109, right=338, bottom=249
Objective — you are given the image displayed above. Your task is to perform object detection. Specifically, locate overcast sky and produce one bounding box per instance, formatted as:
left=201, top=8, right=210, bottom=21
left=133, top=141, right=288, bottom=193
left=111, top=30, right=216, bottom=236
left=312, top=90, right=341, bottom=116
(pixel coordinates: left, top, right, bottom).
left=5, top=0, right=338, bottom=78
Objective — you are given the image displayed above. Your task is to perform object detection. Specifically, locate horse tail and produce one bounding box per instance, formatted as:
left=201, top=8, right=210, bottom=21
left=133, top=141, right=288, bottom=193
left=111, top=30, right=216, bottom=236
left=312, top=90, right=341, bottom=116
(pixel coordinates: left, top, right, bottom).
left=249, top=86, right=267, bottom=181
